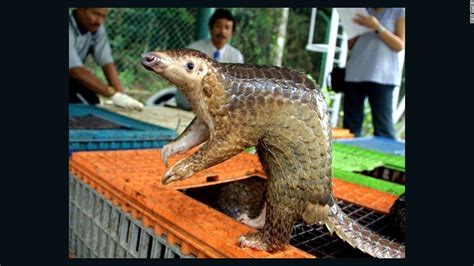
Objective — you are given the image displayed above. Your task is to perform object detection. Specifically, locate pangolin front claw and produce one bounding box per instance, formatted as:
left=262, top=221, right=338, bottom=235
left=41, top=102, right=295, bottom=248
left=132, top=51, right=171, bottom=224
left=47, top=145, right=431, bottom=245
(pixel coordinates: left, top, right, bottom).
left=162, top=174, right=180, bottom=185
left=162, top=166, right=181, bottom=185
left=160, top=144, right=173, bottom=167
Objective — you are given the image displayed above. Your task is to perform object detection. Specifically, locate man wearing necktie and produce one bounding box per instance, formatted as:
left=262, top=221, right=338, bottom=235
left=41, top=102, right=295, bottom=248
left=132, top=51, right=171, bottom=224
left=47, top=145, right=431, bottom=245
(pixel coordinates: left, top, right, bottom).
left=188, top=9, right=244, bottom=64
left=174, top=8, right=244, bottom=109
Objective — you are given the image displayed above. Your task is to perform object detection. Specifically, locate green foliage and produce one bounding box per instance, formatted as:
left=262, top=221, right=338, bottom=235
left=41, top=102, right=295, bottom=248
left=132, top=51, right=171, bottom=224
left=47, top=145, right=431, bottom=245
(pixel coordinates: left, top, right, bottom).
left=231, top=8, right=326, bottom=82
left=83, top=8, right=329, bottom=93
left=231, top=8, right=280, bottom=65
left=86, top=8, right=198, bottom=92
left=362, top=101, right=374, bottom=136
left=283, top=9, right=322, bottom=78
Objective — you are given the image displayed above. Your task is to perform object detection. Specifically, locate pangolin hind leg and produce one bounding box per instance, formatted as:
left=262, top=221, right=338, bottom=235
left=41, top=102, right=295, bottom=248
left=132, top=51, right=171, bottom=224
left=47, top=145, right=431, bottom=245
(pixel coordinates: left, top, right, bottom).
left=238, top=201, right=297, bottom=251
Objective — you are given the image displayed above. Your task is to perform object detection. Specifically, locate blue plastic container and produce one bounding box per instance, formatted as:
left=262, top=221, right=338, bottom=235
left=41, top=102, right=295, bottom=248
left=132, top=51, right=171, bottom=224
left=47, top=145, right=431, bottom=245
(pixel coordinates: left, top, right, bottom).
left=336, top=136, right=405, bottom=156
left=69, top=104, right=176, bottom=152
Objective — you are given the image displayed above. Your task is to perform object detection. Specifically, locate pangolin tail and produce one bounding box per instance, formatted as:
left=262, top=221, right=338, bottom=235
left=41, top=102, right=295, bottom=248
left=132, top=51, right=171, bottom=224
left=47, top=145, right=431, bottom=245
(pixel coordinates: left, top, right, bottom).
left=324, top=202, right=405, bottom=258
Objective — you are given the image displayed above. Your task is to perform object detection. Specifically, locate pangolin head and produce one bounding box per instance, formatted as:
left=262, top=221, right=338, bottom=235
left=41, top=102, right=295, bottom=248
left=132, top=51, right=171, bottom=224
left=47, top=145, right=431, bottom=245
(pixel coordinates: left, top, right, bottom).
left=141, top=48, right=217, bottom=91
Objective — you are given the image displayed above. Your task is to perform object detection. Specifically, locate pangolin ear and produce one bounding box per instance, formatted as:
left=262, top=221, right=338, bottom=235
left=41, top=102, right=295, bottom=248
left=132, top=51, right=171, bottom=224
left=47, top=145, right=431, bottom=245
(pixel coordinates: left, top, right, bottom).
left=196, top=62, right=209, bottom=77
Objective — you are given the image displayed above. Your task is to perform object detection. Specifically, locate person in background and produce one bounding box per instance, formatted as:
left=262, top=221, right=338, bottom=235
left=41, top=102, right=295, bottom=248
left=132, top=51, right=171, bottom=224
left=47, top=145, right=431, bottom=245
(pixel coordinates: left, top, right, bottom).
left=176, top=8, right=244, bottom=110
left=343, top=8, right=405, bottom=139
left=69, top=8, right=144, bottom=111
left=188, top=8, right=244, bottom=63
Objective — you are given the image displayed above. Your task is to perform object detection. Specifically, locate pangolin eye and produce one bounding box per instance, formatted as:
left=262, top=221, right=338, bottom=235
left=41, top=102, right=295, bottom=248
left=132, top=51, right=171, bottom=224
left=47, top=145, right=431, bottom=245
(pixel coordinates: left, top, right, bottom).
left=186, top=62, right=194, bottom=71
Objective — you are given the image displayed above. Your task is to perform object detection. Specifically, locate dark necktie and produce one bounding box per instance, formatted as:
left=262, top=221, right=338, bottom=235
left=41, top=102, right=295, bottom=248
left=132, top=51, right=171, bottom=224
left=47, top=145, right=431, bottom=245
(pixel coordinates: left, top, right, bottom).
left=213, top=50, right=220, bottom=61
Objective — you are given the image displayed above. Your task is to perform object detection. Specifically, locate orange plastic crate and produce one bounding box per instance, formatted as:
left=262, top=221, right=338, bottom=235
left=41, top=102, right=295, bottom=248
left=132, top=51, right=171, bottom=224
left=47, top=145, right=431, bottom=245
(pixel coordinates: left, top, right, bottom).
left=332, top=179, right=397, bottom=214
left=71, top=148, right=265, bottom=190
left=70, top=149, right=312, bottom=258
left=69, top=147, right=397, bottom=258
left=331, top=128, right=355, bottom=139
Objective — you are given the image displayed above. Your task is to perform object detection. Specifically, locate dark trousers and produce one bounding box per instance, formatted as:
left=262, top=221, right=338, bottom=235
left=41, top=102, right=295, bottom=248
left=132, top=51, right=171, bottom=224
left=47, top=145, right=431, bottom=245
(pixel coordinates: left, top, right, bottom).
left=69, top=75, right=100, bottom=104
left=343, top=81, right=396, bottom=139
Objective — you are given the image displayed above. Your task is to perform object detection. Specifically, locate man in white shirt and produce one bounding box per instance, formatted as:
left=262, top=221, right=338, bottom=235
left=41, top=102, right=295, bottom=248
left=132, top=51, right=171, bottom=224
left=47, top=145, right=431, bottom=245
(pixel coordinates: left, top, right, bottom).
left=69, top=8, right=143, bottom=110
left=188, top=9, right=244, bottom=64
left=176, top=8, right=244, bottom=109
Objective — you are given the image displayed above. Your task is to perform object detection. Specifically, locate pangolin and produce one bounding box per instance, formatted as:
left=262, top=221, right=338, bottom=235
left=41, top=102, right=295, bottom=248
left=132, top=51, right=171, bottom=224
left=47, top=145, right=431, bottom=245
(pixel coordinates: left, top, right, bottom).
left=141, top=49, right=405, bottom=258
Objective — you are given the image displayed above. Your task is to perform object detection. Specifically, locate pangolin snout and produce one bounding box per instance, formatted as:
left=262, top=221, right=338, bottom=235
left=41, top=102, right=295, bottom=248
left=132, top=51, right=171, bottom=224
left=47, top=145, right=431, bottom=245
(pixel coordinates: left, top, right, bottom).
left=142, top=52, right=172, bottom=73
left=143, top=54, right=156, bottom=63
left=141, top=52, right=160, bottom=69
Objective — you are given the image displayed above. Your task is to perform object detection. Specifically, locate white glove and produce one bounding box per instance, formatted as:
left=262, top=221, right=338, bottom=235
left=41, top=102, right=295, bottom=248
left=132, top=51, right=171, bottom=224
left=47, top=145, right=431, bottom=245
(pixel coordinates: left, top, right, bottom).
left=111, top=92, right=144, bottom=111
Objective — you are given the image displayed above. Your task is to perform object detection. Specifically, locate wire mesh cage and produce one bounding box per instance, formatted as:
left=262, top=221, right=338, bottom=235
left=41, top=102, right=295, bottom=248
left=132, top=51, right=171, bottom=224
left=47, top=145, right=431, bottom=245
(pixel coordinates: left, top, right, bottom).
left=290, top=199, right=405, bottom=258
left=69, top=174, right=193, bottom=258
